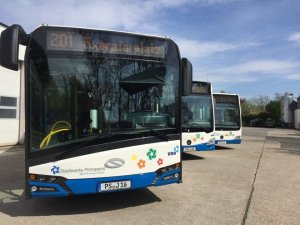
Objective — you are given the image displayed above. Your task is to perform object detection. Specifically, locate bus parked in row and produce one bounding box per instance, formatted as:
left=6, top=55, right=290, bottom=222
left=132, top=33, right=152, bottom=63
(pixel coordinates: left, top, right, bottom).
left=0, top=24, right=192, bottom=198
left=182, top=81, right=215, bottom=151
left=213, top=93, right=242, bottom=144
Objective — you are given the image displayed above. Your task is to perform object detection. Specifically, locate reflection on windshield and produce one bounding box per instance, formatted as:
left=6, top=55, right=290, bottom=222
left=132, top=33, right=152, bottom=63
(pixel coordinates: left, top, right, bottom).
left=29, top=57, right=179, bottom=151
left=215, top=103, right=240, bottom=129
left=182, top=95, right=213, bottom=130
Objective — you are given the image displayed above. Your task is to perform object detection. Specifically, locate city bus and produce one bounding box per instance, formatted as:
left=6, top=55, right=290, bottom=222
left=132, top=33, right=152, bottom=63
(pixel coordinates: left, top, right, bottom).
left=213, top=93, right=242, bottom=144
left=0, top=24, right=192, bottom=198
left=181, top=81, right=215, bottom=151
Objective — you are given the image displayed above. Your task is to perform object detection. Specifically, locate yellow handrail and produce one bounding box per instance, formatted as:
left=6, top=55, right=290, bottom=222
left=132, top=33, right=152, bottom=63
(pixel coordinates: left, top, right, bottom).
left=40, top=121, right=71, bottom=148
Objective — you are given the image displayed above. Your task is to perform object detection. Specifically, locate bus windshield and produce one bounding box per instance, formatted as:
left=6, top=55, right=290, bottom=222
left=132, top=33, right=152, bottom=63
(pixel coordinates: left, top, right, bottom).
left=28, top=28, right=180, bottom=152
left=215, top=102, right=240, bottom=130
left=182, top=95, right=213, bottom=132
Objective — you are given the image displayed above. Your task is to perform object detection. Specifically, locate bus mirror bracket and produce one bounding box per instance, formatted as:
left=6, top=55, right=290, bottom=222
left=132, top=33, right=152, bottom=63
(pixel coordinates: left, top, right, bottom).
left=0, top=24, right=28, bottom=71
left=181, top=58, right=192, bottom=96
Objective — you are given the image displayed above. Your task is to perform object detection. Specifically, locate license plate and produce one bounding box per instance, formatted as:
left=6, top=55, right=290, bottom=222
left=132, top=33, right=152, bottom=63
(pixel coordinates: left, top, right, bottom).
left=184, top=147, right=196, bottom=151
left=217, top=141, right=226, bottom=144
left=99, top=181, right=131, bottom=192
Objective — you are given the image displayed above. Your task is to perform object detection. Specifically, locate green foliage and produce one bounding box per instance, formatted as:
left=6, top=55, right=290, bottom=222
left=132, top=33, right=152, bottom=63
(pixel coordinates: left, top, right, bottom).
left=241, top=96, right=281, bottom=125
left=265, top=100, right=281, bottom=122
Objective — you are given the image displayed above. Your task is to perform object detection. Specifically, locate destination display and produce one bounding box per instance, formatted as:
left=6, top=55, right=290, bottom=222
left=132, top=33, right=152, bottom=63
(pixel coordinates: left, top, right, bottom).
left=191, top=82, right=211, bottom=94
left=47, top=31, right=166, bottom=58
left=214, top=95, right=238, bottom=104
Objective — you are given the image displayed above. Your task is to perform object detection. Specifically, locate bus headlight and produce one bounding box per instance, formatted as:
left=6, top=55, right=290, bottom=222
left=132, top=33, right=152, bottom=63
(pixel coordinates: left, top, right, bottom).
left=235, top=136, right=241, bottom=140
left=29, top=174, right=58, bottom=183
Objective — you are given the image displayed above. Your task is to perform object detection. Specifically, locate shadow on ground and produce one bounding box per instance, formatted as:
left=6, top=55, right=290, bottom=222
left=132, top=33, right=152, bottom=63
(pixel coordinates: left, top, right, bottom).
left=182, top=152, right=205, bottom=161
left=215, top=145, right=234, bottom=151
left=0, top=188, right=161, bottom=217
left=267, top=136, right=300, bottom=155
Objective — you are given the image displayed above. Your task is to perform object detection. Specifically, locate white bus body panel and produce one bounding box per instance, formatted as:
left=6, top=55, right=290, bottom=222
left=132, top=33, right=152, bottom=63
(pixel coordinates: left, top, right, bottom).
left=181, top=131, right=215, bottom=151
left=214, top=129, right=242, bottom=144
left=29, top=140, right=180, bottom=179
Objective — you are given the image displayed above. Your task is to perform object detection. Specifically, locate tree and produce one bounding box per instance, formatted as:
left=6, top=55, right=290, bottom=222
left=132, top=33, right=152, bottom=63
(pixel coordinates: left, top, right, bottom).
left=265, top=100, right=281, bottom=122
left=251, top=95, right=270, bottom=112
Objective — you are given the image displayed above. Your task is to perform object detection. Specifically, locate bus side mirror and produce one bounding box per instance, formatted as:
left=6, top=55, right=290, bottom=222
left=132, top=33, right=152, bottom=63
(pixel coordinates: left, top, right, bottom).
left=0, top=24, right=27, bottom=71
left=181, top=58, right=192, bottom=96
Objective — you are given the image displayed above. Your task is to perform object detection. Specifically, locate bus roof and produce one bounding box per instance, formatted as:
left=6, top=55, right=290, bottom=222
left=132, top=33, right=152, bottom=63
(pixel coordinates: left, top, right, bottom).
left=0, top=22, right=8, bottom=28
left=213, top=93, right=239, bottom=97
left=33, top=24, right=172, bottom=41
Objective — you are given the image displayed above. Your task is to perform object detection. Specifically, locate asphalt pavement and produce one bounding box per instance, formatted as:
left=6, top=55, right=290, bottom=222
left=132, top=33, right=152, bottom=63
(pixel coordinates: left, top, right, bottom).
left=0, top=127, right=299, bottom=225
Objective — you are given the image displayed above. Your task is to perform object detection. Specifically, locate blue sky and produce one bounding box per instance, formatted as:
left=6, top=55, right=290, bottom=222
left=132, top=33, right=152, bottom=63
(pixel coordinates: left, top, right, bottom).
left=1, top=0, right=299, bottom=99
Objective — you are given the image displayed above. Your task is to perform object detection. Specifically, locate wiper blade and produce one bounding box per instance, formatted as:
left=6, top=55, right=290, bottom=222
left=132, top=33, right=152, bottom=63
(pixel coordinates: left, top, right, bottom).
left=215, top=126, right=239, bottom=131
left=140, top=129, right=169, bottom=141
left=55, top=133, right=116, bottom=160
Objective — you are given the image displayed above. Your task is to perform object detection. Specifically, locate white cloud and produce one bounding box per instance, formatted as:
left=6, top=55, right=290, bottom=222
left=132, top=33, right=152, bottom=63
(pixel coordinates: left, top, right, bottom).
left=286, top=74, right=300, bottom=80
left=158, top=0, right=244, bottom=7
left=194, top=59, right=300, bottom=84
left=175, top=38, right=263, bottom=58
left=219, top=60, right=299, bottom=74
left=1, top=0, right=163, bottom=33
left=288, top=32, right=300, bottom=44
left=205, top=73, right=258, bottom=83
left=0, top=0, right=248, bottom=34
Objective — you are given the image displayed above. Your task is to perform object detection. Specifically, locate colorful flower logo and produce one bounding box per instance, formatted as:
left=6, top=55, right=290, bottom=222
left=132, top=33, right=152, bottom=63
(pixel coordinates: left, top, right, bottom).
left=137, top=159, right=146, bottom=169
left=196, top=133, right=201, bottom=139
left=147, top=148, right=157, bottom=160
left=131, top=154, right=137, bottom=160
left=157, top=158, right=163, bottom=166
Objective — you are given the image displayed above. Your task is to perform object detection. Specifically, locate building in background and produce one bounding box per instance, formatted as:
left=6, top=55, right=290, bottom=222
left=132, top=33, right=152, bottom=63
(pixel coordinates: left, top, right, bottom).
left=280, top=93, right=295, bottom=128
left=279, top=92, right=300, bottom=129
left=0, top=22, right=25, bottom=146
left=295, top=96, right=300, bottom=130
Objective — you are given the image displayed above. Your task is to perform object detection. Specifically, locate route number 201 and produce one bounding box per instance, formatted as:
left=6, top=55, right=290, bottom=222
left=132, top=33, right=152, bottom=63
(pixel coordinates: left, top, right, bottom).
left=50, top=33, right=73, bottom=49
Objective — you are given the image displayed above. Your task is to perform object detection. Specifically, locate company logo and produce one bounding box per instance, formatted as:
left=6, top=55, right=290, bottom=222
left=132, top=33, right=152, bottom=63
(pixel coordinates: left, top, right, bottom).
left=157, top=158, right=163, bottom=166
left=51, top=166, right=60, bottom=175
left=174, top=145, right=180, bottom=153
left=147, top=148, right=157, bottom=160
left=131, top=154, right=137, bottom=160
left=168, top=145, right=180, bottom=156
left=137, top=159, right=146, bottom=169
left=104, top=158, right=125, bottom=169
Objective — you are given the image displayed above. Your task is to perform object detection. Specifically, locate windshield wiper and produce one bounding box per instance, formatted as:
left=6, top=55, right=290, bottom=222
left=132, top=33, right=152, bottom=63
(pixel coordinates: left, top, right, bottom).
left=216, top=126, right=239, bottom=131
left=55, top=133, right=117, bottom=160
left=183, top=126, right=212, bottom=133
left=139, top=129, right=169, bottom=141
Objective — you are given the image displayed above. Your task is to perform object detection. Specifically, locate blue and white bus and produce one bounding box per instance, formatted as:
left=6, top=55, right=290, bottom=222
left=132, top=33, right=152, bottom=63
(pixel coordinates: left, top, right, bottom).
left=0, top=24, right=192, bottom=198
left=213, top=93, right=242, bottom=144
left=181, top=81, right=215, bottom=151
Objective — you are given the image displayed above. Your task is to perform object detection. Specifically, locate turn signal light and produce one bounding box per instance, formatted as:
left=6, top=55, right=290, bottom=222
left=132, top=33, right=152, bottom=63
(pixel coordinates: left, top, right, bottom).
left=29, top=174, right=36, bottom=181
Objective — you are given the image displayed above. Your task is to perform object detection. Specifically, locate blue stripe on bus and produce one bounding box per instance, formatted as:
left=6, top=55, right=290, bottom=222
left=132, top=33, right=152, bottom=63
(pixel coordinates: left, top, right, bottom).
left=29, top=182, right=68, bottom=197
left=29, top=169, right=181, bottom=197
left=182, top=143, right=215, bottom=151
left=215, top=139, right=241, bottom=144
left=154, top=168, right=180, bottom=186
